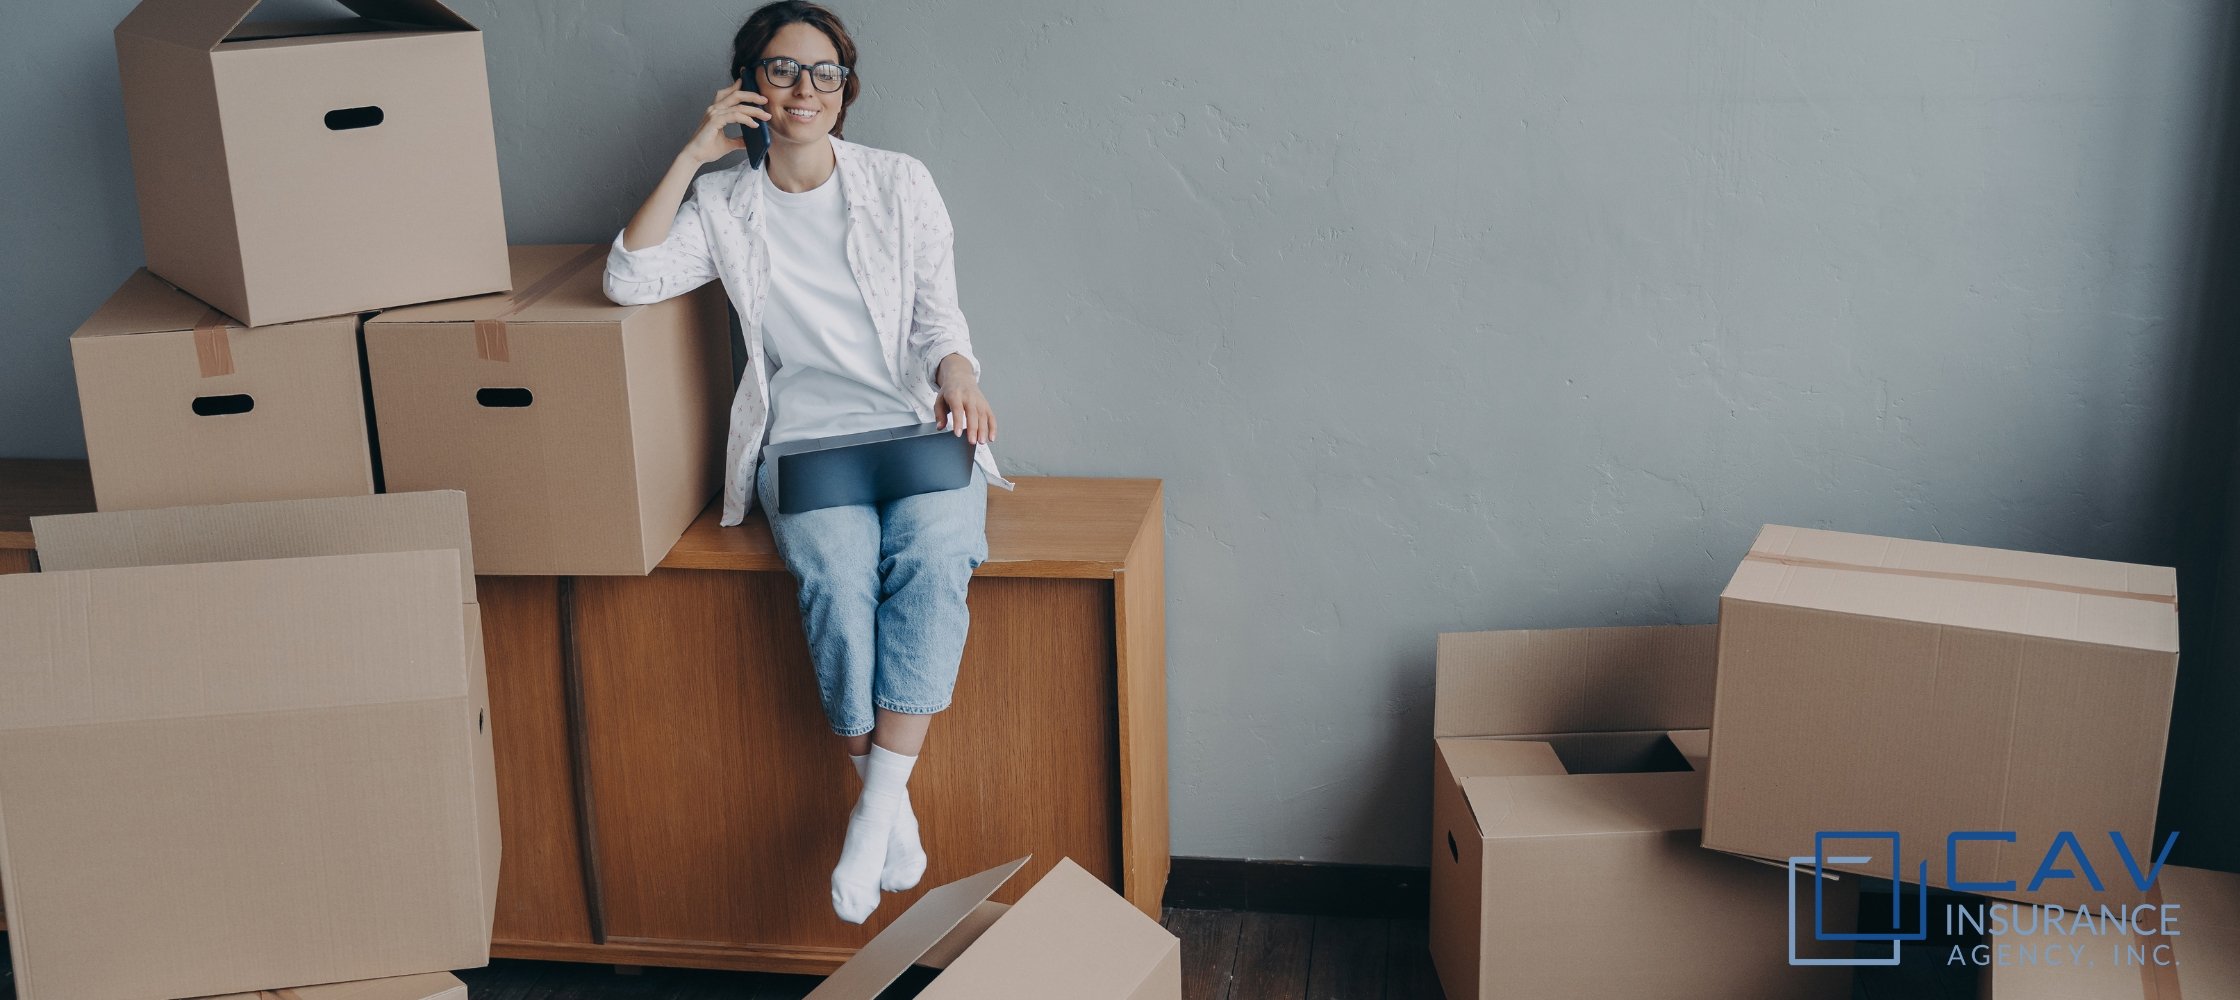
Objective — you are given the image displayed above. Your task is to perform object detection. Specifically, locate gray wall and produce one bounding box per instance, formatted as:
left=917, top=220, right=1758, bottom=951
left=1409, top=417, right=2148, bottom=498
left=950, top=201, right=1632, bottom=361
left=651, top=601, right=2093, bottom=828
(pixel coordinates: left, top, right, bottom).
left=3, top=1, right=2234, bottom=868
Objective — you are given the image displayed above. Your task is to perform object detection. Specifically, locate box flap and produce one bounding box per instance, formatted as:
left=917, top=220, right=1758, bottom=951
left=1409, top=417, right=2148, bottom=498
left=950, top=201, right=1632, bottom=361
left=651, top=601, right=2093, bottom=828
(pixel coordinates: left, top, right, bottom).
left=201, top=972, right=468, bottom=1000
left=917, top=901, right=1012, bottom=970
left=1433, top=624, right=1716, bottom=737
left=0, top=550, right=465, bottom=730
left=71, top=270, right=245, bottom=339
left=1666, top=729, right=1710, bottom=772
left=33, top=491, right=476, bottom=601
left=1462, top=771, right=1707, bottom=839
left=336, top=0, right=475, bottom=31
left=1436, top=737, right=1568, bottom=779
left=915, top=858, right=1181, bottom=1000
left=367, top=245, right=619, bottom=327
left=802, top=857, right=1030, bottom=1000
left=1724, top=525, right=2178, bottom=652
left=117, top=0, right=265, bottom=51
left=118, top=0, right=471, bottom=50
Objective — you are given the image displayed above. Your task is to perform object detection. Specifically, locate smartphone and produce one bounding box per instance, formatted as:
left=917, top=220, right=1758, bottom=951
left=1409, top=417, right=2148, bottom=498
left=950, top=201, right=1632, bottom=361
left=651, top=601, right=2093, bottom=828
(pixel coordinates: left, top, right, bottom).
left=730, top=66, right=770, bottom=169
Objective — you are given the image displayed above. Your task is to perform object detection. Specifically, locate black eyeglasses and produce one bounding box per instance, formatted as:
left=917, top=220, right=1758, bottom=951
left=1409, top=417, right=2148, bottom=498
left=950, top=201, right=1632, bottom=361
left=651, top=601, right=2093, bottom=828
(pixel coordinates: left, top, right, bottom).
left=748, top=57, right=850, bottom=93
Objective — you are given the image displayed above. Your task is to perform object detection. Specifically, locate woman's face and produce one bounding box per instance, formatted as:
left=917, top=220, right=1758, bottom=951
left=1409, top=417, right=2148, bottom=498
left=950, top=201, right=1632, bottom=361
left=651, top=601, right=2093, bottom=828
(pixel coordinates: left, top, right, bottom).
left=754, top=23, right=845, bottom=146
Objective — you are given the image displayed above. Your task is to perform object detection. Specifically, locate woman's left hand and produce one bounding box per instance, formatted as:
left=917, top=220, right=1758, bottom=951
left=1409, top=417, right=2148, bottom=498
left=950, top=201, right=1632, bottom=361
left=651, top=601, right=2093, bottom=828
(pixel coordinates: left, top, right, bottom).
left=932, top=354, right=997, bottom=445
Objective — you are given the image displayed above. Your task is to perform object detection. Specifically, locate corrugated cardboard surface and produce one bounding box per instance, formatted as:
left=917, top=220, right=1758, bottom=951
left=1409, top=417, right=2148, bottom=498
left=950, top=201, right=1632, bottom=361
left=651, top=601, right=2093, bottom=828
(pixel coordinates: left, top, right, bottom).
left=1704, top=525, right=2180, bottom=911
left=366, top=245, right=728, bottom=575
left=915, top=859, right=1181, bottom=999
left=1987, top=865, right=2238, bottom=999
left=1434, top=624, right=1717, bottom=737
left=1723, top=526, right=2176, bottom=652
left=802, top=857, right=1180, bottom=1000
left=115, top=0, right=507, bottom=326
left=0, top=496, right=497, bottom=1000
left=71, top=271, right=373, bottom=512
left=1428, top=625, right=1851, bottom=1000
left=33, top=490, right=476, bottom=601
left=199, top=971, right=468, bottom=1000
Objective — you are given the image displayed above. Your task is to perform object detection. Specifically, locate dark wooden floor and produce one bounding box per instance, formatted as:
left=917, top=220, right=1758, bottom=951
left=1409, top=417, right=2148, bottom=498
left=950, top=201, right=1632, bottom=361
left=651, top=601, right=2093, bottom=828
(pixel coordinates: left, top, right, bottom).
left=0, top=910, right=1445, bottom=1000
left=0, top=911, right=1982, bottom=999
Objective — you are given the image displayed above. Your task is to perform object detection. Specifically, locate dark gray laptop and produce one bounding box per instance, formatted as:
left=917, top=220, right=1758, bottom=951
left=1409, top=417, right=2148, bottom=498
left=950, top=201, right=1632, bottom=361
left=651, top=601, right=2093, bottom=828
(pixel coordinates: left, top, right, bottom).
left=765, top=422, right=977, bottom=514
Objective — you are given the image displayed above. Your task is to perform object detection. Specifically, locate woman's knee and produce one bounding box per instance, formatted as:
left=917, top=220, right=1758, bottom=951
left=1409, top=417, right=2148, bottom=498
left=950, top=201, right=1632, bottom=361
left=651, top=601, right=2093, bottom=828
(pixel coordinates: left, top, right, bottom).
left=878, top=538, right=979, bottom=594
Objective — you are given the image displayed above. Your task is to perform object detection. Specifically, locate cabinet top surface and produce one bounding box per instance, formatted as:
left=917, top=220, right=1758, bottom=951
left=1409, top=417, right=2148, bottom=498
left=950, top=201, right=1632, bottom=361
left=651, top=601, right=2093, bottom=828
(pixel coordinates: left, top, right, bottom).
left=0, top=460, right=1161, bottom=579
left=664, top=475, right=1164, bottom=578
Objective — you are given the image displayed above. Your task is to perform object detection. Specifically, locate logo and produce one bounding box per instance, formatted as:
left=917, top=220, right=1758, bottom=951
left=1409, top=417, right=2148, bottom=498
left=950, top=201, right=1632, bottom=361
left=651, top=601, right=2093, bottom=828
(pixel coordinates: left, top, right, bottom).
left=1787, top=832, right=1927, bottom=967
left=1786, top=830, right=2182, bottom=968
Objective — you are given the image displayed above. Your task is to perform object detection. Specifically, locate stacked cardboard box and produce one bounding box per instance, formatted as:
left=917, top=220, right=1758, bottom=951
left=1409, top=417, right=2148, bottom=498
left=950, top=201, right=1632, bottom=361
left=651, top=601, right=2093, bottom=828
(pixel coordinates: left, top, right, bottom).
left=1427, top=625, right=1856, bottom=1000
left=78, top=0, right=730, bottom=574
left=364, top=244, right=732, bottom=575
left=1703, top=525, right=2181, bottom=914
left=71, top=270, right=376, bottom=511
left=1430, top=527, right=2192, bottom=995
left=0, top=491, right=499, bottom=1000
left=115, top=0, right=509, bottom=327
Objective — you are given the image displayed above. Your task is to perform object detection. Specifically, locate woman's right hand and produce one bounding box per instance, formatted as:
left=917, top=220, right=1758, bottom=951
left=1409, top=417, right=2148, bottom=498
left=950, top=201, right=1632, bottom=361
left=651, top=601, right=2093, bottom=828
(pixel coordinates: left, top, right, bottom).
left=680, top=81, right=772, bottom=166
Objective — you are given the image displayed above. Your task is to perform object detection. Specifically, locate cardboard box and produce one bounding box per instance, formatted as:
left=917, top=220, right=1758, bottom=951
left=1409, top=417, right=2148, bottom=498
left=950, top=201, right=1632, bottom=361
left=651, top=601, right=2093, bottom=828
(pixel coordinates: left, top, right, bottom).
left=202, top=972, right=469, bottom=1000
left=1703, top=525, right=2180, bottom=910
left=0, top=492, right=499, bottom=1000
left=1984, top=865, right=2238, bottom=999
left=803, top=856, right=1179, bottom=999
left=114, top=0, right=509, bottom=327
left=1429, top=624, right=1857, bottom=1000
left=71, top=270, right=375, bottom=512
left=364, top=244, right=730, bottom=575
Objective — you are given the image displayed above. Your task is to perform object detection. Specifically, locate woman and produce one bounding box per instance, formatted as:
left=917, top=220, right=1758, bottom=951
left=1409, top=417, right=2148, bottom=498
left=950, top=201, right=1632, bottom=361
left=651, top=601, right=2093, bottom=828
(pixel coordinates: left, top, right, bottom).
left=603, top=0, right=1014, bottom=924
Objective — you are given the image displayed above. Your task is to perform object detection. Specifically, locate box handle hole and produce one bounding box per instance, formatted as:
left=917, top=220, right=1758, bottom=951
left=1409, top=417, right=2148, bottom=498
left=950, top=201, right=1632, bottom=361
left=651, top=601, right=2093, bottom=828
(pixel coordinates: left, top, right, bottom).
left=1447, top=831, right=1458, bottom=863
left=477, top=387, right=534, bottom=408
left=190, top=394, right=255, bottom=416
left=324, top=106, right=384, bottom=131
left=478, top=709, right=486, bottom=733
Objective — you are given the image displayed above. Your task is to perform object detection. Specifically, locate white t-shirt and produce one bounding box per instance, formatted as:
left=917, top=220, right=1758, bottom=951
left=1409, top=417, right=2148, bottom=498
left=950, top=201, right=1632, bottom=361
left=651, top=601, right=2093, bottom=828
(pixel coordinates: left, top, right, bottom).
left=757, top=165, right=920, bottom=459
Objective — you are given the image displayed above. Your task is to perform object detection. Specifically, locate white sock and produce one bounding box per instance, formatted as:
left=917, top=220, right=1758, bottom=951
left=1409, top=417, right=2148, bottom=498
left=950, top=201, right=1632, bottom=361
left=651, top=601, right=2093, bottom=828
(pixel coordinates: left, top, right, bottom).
left=852, top=749, right=927, bottom=892
left=831, top=746, right=913, bottom=922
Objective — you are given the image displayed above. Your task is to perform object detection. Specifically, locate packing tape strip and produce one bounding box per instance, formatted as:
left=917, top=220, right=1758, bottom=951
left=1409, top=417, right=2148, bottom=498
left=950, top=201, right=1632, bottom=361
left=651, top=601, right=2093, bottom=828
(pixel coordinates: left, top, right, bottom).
left=472, top=244, right=608, bottom=363
left=1740, top=551, right=2176, bottom=605
left=2140, top=882, right=2182, bottom=1000
left=192, top=308, right=234, bottom=378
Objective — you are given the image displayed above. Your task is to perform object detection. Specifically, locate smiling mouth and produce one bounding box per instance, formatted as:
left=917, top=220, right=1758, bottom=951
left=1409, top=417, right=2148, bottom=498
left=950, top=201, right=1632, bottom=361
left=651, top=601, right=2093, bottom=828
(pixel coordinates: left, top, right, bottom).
left=784, top=108, right=818, bottom=120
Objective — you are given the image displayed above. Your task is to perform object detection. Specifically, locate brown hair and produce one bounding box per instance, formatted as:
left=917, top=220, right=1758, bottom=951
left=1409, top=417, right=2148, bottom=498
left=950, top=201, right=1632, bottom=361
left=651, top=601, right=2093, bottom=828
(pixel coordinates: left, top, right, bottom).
left=731, top=2, right=861, bottom=139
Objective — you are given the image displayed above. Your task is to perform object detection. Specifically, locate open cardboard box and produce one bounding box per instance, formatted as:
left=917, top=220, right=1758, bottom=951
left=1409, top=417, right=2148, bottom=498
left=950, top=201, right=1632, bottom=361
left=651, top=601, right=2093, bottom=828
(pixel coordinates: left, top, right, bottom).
left=364, top=244, right=730, bottom=575
left=804, top=857, right=1179, bottom=999
left=1704, top=525, right=2180, bottom=911
left=114, top=0, right=510, bottom=326
left=1984, top=864, right=2239, bottom=999
left=70, top=270, right=375, bottom=512
left=0, top=492, right=498, bottom=1000
left=1430, top=624, right=1857, bottom=1000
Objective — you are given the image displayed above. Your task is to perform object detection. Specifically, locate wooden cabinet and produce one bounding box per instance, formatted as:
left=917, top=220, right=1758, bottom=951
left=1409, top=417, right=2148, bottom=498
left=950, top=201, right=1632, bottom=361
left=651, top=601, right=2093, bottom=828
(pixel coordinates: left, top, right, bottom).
left=0, top=461, right=1168, bottom=974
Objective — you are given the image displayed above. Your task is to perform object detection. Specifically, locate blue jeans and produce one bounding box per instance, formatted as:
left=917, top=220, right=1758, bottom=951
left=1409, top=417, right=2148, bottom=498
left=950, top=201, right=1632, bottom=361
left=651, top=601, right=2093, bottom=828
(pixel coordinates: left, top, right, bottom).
left=756, top=460, right=989, bottom=737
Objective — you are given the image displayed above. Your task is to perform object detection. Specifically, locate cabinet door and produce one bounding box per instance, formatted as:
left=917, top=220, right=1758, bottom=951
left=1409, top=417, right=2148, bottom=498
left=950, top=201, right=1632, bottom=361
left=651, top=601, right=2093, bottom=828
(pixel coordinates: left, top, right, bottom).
left=480, top=575, right=598, bottom=946
left=568, top=568, right=1120, bottom=952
